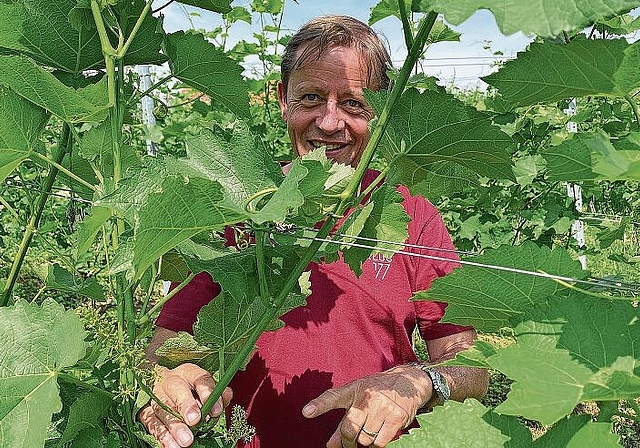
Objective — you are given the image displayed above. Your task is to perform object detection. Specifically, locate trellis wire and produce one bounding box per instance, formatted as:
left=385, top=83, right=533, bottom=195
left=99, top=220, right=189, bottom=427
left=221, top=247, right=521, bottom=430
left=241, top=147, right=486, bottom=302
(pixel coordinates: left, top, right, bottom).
left=274, top=225, right=640, bottom=294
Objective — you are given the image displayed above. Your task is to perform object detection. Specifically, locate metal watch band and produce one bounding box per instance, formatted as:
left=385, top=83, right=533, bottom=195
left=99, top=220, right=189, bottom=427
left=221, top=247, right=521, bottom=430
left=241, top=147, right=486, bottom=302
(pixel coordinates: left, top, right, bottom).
left=411, top=363, right=451, bottom=403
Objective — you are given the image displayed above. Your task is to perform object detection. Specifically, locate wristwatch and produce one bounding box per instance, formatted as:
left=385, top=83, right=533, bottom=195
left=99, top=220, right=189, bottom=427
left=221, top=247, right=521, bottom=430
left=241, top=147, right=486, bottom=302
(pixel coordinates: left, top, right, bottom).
left=412, top=364, right=450, bottom=404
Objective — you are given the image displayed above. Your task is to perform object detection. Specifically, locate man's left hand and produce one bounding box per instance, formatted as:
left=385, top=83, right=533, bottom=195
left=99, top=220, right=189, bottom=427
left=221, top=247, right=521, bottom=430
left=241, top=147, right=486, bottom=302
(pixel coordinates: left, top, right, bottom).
left=302, top=364, right=432, bottom=448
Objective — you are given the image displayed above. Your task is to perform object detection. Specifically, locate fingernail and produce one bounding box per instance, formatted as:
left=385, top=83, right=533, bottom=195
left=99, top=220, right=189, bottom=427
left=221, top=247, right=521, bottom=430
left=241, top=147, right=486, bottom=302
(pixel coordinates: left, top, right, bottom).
left=178, top=429, right=192, bottom=446
left=185, top=409, right=200, bottom=425
left=212, top=400, right=222, bottom=416
left=302, top=403, right=316, bottom=416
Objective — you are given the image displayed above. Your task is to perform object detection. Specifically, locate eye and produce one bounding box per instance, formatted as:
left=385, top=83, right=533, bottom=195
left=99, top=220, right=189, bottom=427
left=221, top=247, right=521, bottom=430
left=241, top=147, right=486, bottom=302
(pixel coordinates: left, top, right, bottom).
left=346, top=99, right=361, bottom=108
left=303, top=93, right=320, bottom=102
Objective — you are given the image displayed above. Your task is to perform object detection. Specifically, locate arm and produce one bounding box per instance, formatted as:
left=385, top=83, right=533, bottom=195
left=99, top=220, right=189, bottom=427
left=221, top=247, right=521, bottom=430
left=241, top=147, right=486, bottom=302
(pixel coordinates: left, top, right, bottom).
left=302, top=329, right=488, bottom=448
left=139, top=327, right=233, bottom=448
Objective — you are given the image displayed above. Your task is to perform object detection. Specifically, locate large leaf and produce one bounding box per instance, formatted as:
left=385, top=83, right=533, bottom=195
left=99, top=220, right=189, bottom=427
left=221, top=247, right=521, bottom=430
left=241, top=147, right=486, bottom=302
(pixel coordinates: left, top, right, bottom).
left=57, top=390, right=112, bottom=446
left=0, top=87, right=49, bottom=182
left=176, top=0, right=232, bottom=13
left=413, top=0, right=640, bottom=37
left=390, top=399, right=510, bottom=447
left=40, top=264, right=105, bottom=300
left=368, top=89, right=514, bottom=199
left=342, top=184, right=410, bottom=275
left=414, top=242, right=586, bottom=331
left=182, top=122, right=283, bottom=206
left=165, top=31, right=250, bottom=119
left=483, top=39, right=640, bottom=107
left=488, top=292, right=640, bottom=424
left=0, top=299, right=86, bottom=448
left=543, top=131, right=640, bottom=182
left=532, top=415, right=620, bottom=447
left=133, top=176, right=247, bottom=279
left=0, top=0, right=165, bottom=73
left=0, top=55, right=108, bottom=123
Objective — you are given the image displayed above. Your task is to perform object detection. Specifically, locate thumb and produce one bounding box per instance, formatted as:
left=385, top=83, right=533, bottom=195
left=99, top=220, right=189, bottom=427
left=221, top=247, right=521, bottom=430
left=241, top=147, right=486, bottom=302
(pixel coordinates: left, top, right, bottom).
left=302, top=384, right=355, bottom=419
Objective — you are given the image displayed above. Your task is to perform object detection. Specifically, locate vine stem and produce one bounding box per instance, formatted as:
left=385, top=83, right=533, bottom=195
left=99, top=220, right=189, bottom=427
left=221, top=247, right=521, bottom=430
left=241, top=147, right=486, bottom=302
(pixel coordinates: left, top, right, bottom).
left=0, top=195, right=21, bottom=222
left=139, top=272, right=197, bottom=325
left=338, top=12, right=438, bottom=206
left=128, top=74, right=174, bottom=106
left=117, top=0, right=154, bottom=58
left=30, top=152, right=97, bottom=191
left=625, top=94, right=640, bottom=127
left=196, top=11, right=440, bottom=425
left=1, top=125, right=72, bottom=307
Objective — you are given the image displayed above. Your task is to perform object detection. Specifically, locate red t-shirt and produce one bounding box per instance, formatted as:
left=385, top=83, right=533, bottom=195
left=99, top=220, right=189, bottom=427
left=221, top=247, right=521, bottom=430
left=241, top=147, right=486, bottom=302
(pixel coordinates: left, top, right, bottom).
left=157, top=173, right=469, bottom=447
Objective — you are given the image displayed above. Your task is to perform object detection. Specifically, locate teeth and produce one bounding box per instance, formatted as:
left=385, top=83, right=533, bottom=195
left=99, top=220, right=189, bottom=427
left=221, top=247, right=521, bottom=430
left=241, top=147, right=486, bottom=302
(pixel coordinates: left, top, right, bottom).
left=310, top=142, right=344, bottom=151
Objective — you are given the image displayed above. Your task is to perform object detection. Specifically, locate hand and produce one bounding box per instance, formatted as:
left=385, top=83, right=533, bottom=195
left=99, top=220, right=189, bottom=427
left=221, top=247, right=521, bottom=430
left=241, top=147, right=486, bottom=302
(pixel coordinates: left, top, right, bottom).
left=302, top=365, right=432, bottom=448
left=138, top=363, right=233, bottom=448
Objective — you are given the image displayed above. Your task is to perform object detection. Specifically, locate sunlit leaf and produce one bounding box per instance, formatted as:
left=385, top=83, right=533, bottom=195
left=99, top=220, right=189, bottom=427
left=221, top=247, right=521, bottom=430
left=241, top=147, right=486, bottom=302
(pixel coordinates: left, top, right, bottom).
left=483, top=39, right=640, bottom=106
left=413, top=0, right=640, bottom=37
left=0, top=299, right=86, bottom=448
left=390, top=399, right=510, bottom=447
left=531, top=415, right=620, bottom=447
left=368, top=88, right=514, bottom=199
left=415, top=242, right=586, bottom=331
left=0, top=87, right=49, bottom=182
left=133, top=176, right=247, bottom=280
left=166, top=31, right=250, bottom=119
left=0, top=55, right=108, bottom=123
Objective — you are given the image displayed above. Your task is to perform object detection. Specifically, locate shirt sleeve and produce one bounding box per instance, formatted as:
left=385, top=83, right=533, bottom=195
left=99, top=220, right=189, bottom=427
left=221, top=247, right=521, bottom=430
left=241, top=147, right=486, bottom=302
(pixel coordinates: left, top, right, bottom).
left=400, top=186, right=473, bottom=341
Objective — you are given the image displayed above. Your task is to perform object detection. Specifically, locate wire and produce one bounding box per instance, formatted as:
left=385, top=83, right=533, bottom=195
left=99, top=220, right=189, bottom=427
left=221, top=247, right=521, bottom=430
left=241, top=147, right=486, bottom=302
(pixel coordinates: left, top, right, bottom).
left=274, top=226, right=640, bottom=294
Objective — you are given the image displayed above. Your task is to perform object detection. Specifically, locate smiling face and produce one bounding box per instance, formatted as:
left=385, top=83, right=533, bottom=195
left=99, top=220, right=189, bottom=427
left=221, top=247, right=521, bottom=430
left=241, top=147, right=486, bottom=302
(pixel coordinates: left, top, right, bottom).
left=277, top=45, right=374, bottom=167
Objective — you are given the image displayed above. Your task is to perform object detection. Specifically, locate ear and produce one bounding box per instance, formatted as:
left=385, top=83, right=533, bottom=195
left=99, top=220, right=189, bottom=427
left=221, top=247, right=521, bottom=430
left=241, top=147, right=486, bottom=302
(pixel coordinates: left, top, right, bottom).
left=277, top=82, right=288, bottom=121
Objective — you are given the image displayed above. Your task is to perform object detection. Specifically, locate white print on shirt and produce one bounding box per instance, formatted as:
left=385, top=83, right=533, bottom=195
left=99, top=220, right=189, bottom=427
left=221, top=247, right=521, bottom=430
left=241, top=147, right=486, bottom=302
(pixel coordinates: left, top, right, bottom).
left=369, top=252, right=393, bottom=280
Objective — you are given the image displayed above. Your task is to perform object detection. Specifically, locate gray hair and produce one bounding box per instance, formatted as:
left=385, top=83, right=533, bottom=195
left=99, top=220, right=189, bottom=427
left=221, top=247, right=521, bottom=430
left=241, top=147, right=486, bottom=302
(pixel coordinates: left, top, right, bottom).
left=280, top=15, right=392, bottom=95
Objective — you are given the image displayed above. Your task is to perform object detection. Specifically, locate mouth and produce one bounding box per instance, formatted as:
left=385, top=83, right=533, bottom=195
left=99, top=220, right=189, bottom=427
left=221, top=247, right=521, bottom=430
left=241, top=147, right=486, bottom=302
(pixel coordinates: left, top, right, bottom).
left=309, top=141, right=348, bottom=153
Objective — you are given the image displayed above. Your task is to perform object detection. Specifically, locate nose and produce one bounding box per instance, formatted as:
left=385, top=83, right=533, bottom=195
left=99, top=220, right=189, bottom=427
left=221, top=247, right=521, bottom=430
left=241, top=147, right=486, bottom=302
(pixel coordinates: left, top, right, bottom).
left=316, top=101, right=345, bottom=134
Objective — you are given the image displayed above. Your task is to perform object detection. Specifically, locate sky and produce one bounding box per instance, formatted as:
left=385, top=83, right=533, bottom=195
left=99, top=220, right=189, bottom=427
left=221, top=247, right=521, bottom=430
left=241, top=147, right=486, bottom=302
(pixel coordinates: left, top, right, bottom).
left=157, top=0, right=535, bottom=89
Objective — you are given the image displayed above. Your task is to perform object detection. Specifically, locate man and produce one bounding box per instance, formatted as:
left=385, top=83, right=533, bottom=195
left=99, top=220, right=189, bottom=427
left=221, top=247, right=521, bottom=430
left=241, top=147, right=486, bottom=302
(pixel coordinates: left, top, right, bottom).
left=140, top=15, right=488, bottom=448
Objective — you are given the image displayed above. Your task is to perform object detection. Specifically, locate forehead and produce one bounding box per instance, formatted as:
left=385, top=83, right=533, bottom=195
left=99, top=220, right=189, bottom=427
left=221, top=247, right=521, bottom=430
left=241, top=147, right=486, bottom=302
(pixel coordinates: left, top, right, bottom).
left=289, top=45, right=370, bottom=90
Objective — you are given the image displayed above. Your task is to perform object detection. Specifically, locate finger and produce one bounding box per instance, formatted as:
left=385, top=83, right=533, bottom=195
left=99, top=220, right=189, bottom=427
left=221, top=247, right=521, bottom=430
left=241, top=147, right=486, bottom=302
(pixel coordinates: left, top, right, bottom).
left=139, top=405, right=184, bottom=448
left=302, top=383, right=355, bottom=418
left=152, top=401, right=195, bottom=447
left=160, top=375, right=203, bottom=426
left=357, top=419, right=384, bottom=447
left=371, top=421, right=398, bottom=448
left=339, top=407, right=366, bottom=448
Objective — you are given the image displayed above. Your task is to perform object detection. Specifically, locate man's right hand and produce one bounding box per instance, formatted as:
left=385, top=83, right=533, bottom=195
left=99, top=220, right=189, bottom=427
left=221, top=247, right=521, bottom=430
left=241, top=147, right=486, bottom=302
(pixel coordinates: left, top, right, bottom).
left=138, top=363, right=233, bottom=448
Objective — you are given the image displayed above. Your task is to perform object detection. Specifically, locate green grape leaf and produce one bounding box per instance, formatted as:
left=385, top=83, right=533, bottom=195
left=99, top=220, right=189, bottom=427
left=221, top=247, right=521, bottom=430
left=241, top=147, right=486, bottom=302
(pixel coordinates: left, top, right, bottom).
left=413, top=0, right=640, bottom=37
left=158, top=250, right=191, bottom=282
left=389, top=399, right=510, bottom=447
left=250, top=159, right=306, bottom=225
left=133, top=176, right=247, bottom=280
left=342, top=184, right=410, bottom=275
left=367, top=89, right=514, bottom=199
left=0, top=299, right=87, bottom=448
left=183, top=123, right=283, bottom=206
left=531, top=415, right=620, bottom=447
left=0, top=87, right=49, bottom=182
left=490, top=292, right=640, bottom=423
left=482, top=410, right=533, bottom=448
left=250, top=0, right=283, bottom=14
left=40, top=264, right=105, bottom=300
left=156, top=331, right=217, bottom=370
left=490, top=344, right=593, bottom=424
left=484, top=39, right=640, bottom=107
left=415, top=242, right=586, bottom=332
left=369, top=0, right=411, bottom=25
left=165, top=31, right=250, bottom=119
left=191, top=291, right=284, bottom=372
left=0, top=55, right=108, bottom=123
left=0, top=0, right=165, bottom=74
left=442, top=340, right=498, bottom=369
left=542, top=130, right=640, bottom=182
left=176, top=0, right=232, bottom=13
left=58, top=391, right=112, bottom=446
left=75, top=206, right=112, bottom=257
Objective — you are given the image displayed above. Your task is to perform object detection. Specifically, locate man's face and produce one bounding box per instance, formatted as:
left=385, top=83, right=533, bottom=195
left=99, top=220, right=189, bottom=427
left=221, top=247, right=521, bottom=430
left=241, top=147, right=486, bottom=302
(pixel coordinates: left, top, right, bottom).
left=277, top=45, right=374, bottom=167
